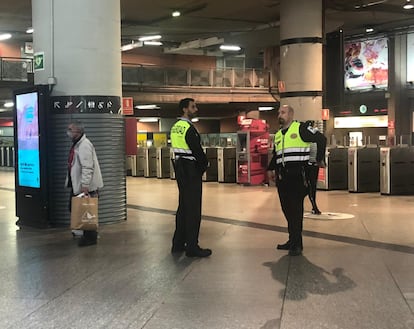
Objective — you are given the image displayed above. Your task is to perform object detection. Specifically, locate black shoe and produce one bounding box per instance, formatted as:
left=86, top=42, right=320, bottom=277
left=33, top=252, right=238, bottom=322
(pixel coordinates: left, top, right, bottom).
left=312, top=209, right=321, bottom=215
left=171, top=245, right=186, bottom=253
left=288, top=246, right=302, bottom=256
left=78, top=237, right=97, bottom=247
left=276, top=241, right=291, bottom=250
left=186, top=246, right=212, bottom=258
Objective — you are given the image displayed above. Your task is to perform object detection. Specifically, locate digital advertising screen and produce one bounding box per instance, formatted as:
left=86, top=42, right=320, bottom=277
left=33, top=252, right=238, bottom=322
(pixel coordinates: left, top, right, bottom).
left=344, top=38, right=388, bottom=90
left=15, top=91, right=40, bottom=188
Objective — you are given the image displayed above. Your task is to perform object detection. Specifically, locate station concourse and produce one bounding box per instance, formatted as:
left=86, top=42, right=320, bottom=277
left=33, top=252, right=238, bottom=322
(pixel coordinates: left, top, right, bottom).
left=0, top=169, right=413, bottom=328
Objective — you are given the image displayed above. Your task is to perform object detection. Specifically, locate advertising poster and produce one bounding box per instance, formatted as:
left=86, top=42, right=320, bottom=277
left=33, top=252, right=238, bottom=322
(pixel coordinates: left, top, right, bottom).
left=344, top=38, right=388, bottom=90
left=16, top=92, right=40, bottom=188
left=407, top=34, right=414, bottom=82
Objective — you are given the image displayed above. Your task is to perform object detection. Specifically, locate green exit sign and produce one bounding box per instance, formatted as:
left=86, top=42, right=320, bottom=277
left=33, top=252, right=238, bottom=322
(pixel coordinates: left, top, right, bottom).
left=34, top=52, right=45, bottom=71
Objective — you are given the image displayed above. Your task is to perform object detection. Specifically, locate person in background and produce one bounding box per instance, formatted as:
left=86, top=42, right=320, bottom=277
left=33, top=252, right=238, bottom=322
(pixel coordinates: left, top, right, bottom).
left=305, top=121, right=322, bottom=215
left=267, top=105, right=326, bottom=256
left=66, top=120, right=103, bottom=247
left=170, top=98, right=212, bottom=258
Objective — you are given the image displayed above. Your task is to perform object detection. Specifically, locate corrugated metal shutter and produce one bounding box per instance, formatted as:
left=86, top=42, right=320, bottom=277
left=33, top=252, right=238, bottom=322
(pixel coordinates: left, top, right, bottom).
left=47, top=113, right=126, bottom=226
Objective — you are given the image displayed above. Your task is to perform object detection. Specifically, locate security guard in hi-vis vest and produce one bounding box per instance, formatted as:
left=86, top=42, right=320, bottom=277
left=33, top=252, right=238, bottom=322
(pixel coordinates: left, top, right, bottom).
left=267, top=105, right=326, bottom=256
left=170, top=98, right=211, bottom=258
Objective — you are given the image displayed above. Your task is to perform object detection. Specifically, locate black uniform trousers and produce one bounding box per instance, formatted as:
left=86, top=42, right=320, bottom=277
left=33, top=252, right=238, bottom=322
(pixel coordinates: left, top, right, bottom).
left=276, top=167, right=307, bottom=249
left=306, top=164, right=320, bottom=211
left=173, top=158, right=203, bottom=250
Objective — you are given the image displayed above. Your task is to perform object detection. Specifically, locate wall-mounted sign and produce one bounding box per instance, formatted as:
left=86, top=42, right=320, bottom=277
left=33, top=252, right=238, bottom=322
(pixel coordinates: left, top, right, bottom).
left=321, top=108, right=330, bottom=120
left=344, top=38, right=388, bottom=90
left=25, top=42, right=33, bottom=54
left=334, top=115, right=388, bottom=128
left=33, top=52, right=44, bottom=71
left=50, top=95, right=121, bottom=114
left=122, top=97, right=134, bottom=115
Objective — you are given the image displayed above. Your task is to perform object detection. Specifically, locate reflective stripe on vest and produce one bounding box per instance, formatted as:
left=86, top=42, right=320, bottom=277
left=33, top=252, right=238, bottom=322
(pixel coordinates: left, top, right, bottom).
left=170, top=119, right=194, bottom=158
left=274, top=121, right=310, bottom=166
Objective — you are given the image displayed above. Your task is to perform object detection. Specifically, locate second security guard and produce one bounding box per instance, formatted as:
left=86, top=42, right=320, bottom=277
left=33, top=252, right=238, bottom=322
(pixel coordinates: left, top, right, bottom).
left=170, top=98, right=212, bottom=258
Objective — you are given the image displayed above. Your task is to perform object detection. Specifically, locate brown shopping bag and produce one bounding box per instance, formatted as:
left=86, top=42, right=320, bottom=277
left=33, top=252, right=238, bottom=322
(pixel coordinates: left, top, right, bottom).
left=70, top=196, right=99, bottom=230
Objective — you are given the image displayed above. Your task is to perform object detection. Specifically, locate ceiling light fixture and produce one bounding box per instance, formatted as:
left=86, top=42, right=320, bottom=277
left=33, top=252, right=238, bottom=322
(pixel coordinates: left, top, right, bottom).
left=144, top=41, right=162, bottom=46
left=191, top=118, right=199, bottom=122
left=120, top=41, right=143, bottom=51
left=135, top=104, right=160, bottom=110
left=366, top=27, right=374, bottom=33
left=220, top=45, right=241, bottom=51
left=26, top=28, right=34, bottom=34
left=258, top=106, right=274, bottom=111
left=138, top=35, right=162, bottom=42
left=0, top=33, right=12, bottom=41
left=4, top=101, right=14, bottom=108
left=139, top=117, right=159, bottom=123
left=404, top=0, right=414, bottom=9
left=172, top=11, right=181, bottom=17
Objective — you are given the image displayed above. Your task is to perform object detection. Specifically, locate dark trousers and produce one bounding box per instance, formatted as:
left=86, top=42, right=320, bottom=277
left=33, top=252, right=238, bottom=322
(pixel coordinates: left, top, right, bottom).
left=173, top=159, right=202, bottom=250
left=306, top=164, right=320, bottom=211
left=277, top=170, right=307, bottom=248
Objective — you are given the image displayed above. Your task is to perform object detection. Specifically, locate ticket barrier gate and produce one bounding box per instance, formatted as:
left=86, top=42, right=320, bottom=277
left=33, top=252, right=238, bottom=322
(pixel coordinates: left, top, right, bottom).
left=126, top=155, right=137, bottom=176
left=203, top=147, right=218, bottom=182
left=136, top=147, right=145, bottom=177
left=3, top=146, right=14, bottom=167
left=318, top=147, right=348, bottom=190
left=217, top=147, right=236, bottom=183
left=348, top=147, right=380, bottom=192
left=143, top=147, right=157, bottom=178
left=170, top=148, right=175, bottom=179
left=156, top=147, right=170, bottom=178
left=0, top=147, right=5, bottom=166
left=380, top=147, right=414, bottom=195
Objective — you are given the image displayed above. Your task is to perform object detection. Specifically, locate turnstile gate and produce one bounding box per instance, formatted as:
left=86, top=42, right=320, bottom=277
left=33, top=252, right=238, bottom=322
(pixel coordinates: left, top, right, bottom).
left=318, top=147, right=348, bottom=190
left=202, top=147, right=218, bottom=182
left=380, top=147, right=414, bottom=195
left=156, top=147, right=170, bottom=178
left=348, top=147, right=380, bottom=192
left=217, top=147, right=236, bottom=183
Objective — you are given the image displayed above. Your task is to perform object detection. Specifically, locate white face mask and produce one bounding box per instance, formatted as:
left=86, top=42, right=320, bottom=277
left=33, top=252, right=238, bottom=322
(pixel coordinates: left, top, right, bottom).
left=66, top=130, right=73, bottom=139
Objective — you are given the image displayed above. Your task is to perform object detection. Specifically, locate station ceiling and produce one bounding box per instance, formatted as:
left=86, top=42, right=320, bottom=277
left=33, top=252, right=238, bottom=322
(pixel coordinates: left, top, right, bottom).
left=0, top=0, right=414, bottom=118
left=1, top=0, right=413, bottom=47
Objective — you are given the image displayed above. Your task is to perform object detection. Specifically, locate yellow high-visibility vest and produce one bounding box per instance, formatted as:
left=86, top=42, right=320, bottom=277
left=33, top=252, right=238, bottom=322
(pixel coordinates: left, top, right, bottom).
left=171, top=119, right=194, bottom=158
left=274, top=121, right=310, bottom=166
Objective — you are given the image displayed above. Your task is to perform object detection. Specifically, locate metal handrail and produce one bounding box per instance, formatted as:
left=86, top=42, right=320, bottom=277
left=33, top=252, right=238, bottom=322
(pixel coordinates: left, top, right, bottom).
left=121, top=63, right=272, bottom=89
left=0, top=56, right=273, bottom=88
left=0, top=57, right=33, bottom=82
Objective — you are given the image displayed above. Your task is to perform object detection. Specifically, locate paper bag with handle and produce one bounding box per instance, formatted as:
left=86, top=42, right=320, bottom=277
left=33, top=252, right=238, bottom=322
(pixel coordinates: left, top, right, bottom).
left=70, top=194, right=99, bottom=230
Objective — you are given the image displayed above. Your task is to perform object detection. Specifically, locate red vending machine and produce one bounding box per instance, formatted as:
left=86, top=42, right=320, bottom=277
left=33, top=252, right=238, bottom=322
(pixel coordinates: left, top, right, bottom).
left=236, top=118, right=269, bottom=185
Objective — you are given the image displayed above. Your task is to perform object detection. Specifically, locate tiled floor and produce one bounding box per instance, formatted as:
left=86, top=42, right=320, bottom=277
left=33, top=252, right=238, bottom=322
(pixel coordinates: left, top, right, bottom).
left=0, top=169, right=413, bottom=329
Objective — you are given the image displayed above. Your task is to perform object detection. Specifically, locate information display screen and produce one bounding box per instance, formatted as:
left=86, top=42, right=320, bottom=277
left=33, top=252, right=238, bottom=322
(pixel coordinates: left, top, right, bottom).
left=344, top=38, right=388, bottom=90
left=16, top=91, right=40, bottom=188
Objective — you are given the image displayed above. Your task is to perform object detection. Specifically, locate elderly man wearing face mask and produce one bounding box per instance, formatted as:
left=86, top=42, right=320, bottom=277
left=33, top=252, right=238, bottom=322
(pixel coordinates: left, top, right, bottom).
left=66, top=120, right=103, bottom=247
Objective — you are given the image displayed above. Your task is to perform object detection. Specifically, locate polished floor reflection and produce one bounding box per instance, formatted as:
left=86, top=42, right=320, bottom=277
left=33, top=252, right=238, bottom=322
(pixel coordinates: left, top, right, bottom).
left=0, top=170, right=413, bottom=329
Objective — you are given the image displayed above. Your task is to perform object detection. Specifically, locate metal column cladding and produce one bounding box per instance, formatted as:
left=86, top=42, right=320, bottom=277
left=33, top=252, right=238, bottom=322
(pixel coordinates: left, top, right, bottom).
left=47, top=106, right=126, bottom=226
left=279, top=0, right=323, bottom=122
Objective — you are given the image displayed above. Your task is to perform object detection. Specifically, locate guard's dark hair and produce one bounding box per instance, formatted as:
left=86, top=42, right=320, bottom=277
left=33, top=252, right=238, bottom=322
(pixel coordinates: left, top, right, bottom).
left=178, top=98, right=195, bottom=112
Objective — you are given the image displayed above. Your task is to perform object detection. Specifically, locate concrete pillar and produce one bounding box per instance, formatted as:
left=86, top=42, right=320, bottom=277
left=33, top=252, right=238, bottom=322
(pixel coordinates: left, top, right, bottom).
left=388, top=34, right=410, bottom=145
left=32, top=0, right=126, bottom=226
left=279, top=0, right=323, bottom=121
